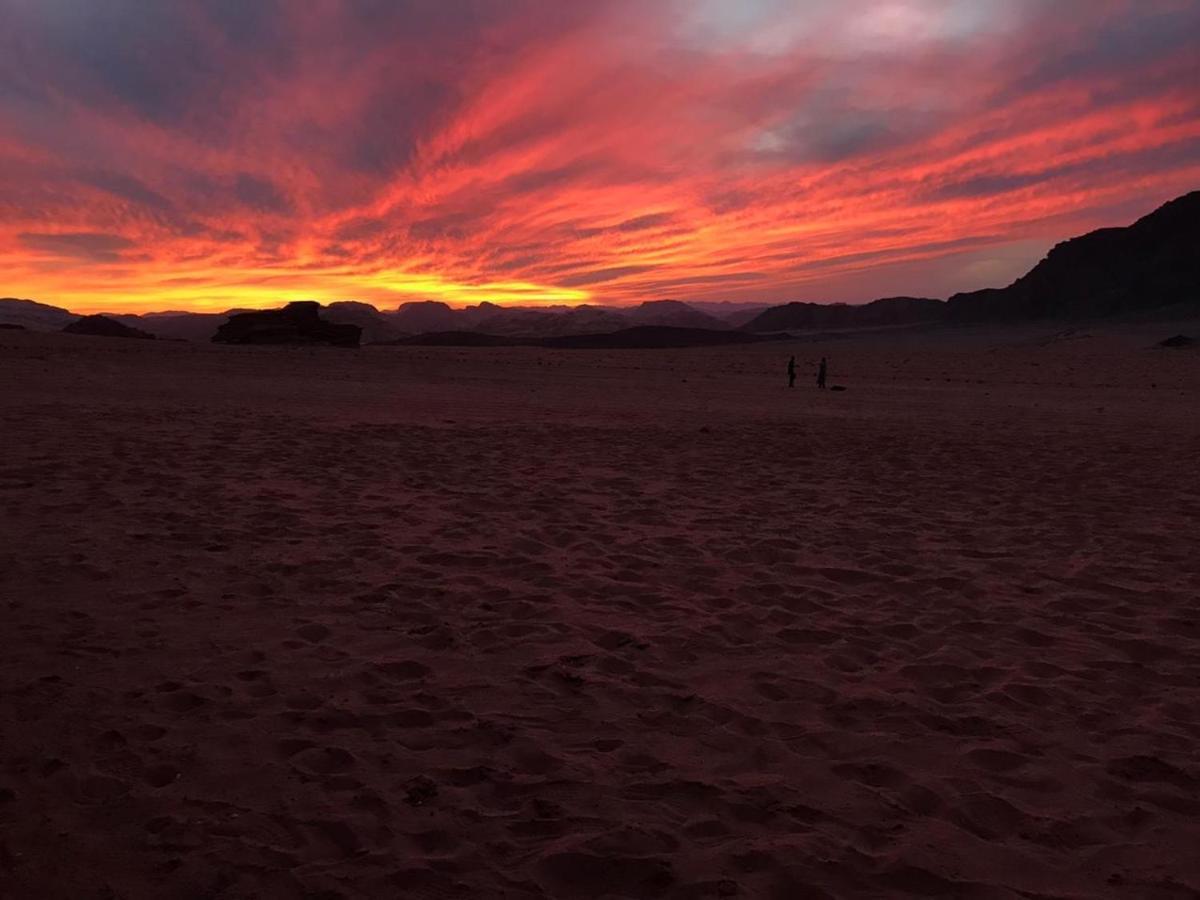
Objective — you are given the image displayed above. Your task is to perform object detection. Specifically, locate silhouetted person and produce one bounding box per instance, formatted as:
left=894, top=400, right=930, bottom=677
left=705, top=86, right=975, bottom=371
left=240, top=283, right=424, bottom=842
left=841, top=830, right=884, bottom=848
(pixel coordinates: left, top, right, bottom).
left=787, top=355, right=796, bottom=388
left=817, top=357, right=828, bottom=389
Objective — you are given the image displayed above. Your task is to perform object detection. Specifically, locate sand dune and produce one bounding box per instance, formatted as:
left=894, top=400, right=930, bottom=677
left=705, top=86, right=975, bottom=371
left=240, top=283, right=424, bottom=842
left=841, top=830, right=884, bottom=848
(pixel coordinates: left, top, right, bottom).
left=1, top=323, right=1198, bottom=898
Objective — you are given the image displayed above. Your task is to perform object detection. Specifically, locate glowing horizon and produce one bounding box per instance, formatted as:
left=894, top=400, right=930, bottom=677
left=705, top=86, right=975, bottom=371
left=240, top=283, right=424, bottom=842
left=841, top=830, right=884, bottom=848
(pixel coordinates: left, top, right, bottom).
left=1, top=1, right=1198, bottom=314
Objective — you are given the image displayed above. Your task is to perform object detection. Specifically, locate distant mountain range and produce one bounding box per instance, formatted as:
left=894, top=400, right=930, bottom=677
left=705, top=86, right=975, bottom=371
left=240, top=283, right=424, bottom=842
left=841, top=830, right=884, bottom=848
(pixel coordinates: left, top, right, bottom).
left=740, top=297, right=945, bottom=332
left=3, top=190, right=1196, bottom=343
left=389, top=325, right=787, bottom=350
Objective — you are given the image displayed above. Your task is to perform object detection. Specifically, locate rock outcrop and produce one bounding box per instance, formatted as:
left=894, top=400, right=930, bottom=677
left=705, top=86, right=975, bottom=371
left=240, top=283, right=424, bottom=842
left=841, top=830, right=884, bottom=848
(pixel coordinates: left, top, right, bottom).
left=1157, top=334, right=1195, bottom=349
left=62, top=315, right=155, bottom=339
left=212, top=302, right=361, bottom=347
left=947, top=191, right=1200, bottom=321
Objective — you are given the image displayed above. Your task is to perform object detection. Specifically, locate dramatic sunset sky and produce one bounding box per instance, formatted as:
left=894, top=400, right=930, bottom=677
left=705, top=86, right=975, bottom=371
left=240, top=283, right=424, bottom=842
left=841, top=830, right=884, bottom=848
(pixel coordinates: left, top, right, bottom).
left=1, top=0, right=1198, bottom=313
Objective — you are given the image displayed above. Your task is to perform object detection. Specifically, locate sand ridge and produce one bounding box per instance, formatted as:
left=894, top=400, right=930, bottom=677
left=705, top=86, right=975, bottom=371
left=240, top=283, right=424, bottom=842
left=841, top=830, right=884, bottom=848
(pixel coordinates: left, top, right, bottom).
left=1, top=326, right=1198, bottom=898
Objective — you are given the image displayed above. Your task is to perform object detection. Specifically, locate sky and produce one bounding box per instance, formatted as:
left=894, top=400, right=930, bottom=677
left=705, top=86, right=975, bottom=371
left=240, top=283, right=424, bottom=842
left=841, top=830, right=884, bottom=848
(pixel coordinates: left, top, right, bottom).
left=1, top=0, right=1198, bottom=313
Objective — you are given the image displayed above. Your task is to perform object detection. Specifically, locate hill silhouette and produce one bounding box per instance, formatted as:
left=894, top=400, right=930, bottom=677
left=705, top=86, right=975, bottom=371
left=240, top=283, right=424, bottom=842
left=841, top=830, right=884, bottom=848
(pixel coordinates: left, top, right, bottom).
left=624, top=300, right=728, bottom=330
left=63, top=315, right=154, bottom=339
left=0, top=298, right=76, bottom=331
left=386, top=326, right=783, bottom=349
left=742, top=297, right=944, bottom=332
left=946, top=191, right=1200, bottom=321
left=4, top=191, right=1197, bottom=337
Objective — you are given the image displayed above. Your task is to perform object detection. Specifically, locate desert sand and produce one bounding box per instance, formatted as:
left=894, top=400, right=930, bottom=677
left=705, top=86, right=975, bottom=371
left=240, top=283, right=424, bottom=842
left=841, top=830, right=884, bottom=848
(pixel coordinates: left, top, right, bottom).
left=1, top=322, right=1198, bottom=899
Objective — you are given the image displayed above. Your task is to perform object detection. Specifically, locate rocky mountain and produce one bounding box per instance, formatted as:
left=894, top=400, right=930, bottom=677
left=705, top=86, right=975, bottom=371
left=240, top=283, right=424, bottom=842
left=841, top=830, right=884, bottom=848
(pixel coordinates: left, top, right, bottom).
left=111, top=311, right=233, bottom=341
left=386, top=325, right=784, bottom=350
left=324, top=301, right=410, bottom=343
left=213, top=302, right=361, bottom=347
left=742, top=297, right=944, bottom=332
left=389, top=301, right=461, bottom=333
left=687, top=301, right=774, bottom=324
left=0, top=298, right=75, bottom=331
left=63, top=315, right=154, bottom=339
left=947, top=191, right=1200, bottom=321
left=624, top=300, right=728, bottom=330
left=7, top=192, right=1197, bottom=338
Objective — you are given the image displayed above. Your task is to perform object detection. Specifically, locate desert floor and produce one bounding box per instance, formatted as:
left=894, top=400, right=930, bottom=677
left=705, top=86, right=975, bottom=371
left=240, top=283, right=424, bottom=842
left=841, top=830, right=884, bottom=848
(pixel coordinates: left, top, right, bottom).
left=1, top=322, right=1198, bottom=899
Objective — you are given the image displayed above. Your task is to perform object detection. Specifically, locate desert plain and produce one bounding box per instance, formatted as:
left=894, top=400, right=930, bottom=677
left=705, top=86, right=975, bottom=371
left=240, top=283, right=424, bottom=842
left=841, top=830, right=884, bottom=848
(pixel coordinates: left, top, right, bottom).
left=1, top=321, right=1198, bottom=899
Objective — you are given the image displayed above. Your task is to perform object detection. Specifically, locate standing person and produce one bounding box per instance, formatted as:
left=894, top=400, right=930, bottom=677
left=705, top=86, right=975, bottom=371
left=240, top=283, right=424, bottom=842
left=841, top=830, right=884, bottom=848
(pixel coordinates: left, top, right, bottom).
left=787, top=355, right=796, bottom=388
left=817, top=356, right=828, bottom=390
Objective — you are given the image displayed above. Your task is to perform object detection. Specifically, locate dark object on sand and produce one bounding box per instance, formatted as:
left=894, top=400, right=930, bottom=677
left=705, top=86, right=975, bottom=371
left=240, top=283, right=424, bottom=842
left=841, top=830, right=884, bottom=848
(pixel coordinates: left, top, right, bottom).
left=404, top=776, right=438, bottom=806
left=63, top=315, right=154, bottom=339
left=213, top=301, right=361, bottom=347
left=1158, top=334, right=1195, bottom=348
left=830, top=385, right=848, bottom=392
left=0, top=323, right=26, bottom=330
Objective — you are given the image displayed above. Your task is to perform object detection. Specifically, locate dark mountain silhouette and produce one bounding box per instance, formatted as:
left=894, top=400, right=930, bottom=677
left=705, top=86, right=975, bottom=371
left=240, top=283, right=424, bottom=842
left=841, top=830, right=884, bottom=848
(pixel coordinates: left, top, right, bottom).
left=624, top=300, right=729, bottom=330
left=687, top=301, right=774, bottom=324
left=6, top=191, right=1197, bottom=339
left=0, top=298, right=75, bottom=331
left=474, top=304, right=630, bottom=337
left=62, top=314, right=154, bottom=340
left=213, top=301, right=361, bottom=347
left=385, top=325, right=784, bottom=350
left=111, top=311, right=234, bottom=341
left=718, top=305, right=774, bottom=328
left=324, top=301, right=410, bottom=343
left=389, top=301, right=460, bottom=333
left=947, top=191, right=1200, bottom=321
left=742, top=297, right=944, bottom=332
left=63, top=315, right=154, bottom=339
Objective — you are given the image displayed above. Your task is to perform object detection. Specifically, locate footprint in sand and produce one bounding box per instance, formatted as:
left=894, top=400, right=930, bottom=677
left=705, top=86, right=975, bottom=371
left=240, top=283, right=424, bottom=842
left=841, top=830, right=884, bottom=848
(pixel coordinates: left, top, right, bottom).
left=964, top=747, right=1031, bottom=772
left=293, top=746, right=356, bottom=776
left=295, top=622, right=331, bottom=643
left=375, top=660, right=431, bottom=680
left=143, top=764, right=180, bottom=788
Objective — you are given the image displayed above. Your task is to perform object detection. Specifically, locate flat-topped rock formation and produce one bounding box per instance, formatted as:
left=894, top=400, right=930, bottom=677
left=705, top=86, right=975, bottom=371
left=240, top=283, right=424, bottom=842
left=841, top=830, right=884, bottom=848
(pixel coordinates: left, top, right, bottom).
left=212, top=301, right=361, bottom=347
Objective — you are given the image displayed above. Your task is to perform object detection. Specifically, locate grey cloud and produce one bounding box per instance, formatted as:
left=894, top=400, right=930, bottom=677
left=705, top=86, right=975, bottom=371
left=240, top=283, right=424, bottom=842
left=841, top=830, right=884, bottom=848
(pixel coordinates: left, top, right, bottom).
left=334, top=217, right=390, bottom=242
left=79, top=170, right=174, bottom=212
left=18, top=231, right=135, bottom=261
left=1007, top=4, right=1200, bottom=97
left=234, top=173, right=293, bottom=214
left=408, top=212, right=477, bottom=241
left=615, top=212, right=676, bottom=232
left=560, top=265, right=656, bottom=286
left=928, top=136, right=1200, bottom=201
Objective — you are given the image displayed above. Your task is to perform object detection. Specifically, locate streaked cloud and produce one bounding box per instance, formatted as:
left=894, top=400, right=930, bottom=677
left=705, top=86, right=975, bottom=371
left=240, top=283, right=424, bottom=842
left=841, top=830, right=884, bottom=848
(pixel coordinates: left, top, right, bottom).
left=0, top=0, right=1196, bottom=311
